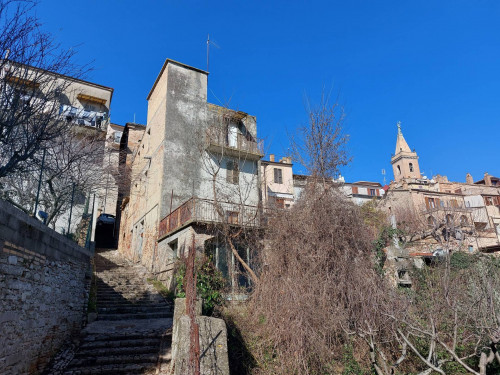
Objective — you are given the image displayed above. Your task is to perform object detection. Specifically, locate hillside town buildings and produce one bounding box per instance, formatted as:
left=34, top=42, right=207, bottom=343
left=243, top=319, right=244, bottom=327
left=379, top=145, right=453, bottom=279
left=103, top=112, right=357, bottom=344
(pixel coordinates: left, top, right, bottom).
left=0, top=59, right=115, bottom=241
left=381, top=124, right=500, bottom=253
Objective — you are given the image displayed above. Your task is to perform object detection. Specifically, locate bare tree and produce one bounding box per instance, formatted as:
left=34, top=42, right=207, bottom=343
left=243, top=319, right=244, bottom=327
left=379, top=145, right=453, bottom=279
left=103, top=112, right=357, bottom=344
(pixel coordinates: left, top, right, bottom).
left=394, top=254, right=500, bottom=375
left=198, top=105, right=262, bottom=288
left=232, top=185, right=406, bottom=375
left=1, top=127, right=107, bottom=227
left=289, top=90, right=350, bottom=180
left=393, top=202, right=477, bottom=252
left=0, top=0, right=86, bottom=178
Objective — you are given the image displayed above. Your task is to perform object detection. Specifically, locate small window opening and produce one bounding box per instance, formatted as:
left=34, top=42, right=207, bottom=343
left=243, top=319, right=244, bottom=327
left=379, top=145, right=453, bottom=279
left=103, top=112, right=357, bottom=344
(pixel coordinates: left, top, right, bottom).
left=274, top=168, right=283, bottom=184
left=226, top=160, right=239, bottom=184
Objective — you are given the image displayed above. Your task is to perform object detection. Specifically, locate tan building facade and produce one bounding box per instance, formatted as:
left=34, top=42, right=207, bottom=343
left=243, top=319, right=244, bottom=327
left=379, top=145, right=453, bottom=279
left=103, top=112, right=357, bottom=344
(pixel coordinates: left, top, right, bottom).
left=382, top=125, right=500, bottom=253
left=260, top=155, right=294, bottom=208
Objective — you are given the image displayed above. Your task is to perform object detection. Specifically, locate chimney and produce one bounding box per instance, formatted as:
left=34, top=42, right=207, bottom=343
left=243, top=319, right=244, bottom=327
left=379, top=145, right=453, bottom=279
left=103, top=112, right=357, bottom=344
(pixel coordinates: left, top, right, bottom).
left=466, top=173, right=473, bottom=184
left=269, top=154, right=275, bottom=162
left=484, top=172, right=492, bottom=186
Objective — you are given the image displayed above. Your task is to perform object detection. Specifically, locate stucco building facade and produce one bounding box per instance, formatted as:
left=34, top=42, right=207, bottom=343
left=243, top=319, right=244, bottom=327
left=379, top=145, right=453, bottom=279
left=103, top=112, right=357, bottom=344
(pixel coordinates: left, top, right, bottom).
left=118, top=59, right=262, bottom=291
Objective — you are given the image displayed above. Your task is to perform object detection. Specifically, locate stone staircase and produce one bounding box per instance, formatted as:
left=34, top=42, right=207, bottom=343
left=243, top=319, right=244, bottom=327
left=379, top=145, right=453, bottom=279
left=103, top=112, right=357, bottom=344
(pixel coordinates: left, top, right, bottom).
left=54, top=249, right=173, bottom=375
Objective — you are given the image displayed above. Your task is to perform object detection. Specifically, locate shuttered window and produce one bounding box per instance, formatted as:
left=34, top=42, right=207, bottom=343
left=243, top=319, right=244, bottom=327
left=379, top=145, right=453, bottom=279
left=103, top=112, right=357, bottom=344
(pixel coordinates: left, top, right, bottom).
left=352, top=186, right=359, bottom=194
left=274, top=168, right=283, bottom=184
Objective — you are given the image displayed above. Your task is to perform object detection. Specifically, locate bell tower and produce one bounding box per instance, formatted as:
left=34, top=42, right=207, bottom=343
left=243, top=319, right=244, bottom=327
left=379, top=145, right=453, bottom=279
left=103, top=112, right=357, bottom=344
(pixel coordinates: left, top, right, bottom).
left=391, top=122, right=421, bottom=182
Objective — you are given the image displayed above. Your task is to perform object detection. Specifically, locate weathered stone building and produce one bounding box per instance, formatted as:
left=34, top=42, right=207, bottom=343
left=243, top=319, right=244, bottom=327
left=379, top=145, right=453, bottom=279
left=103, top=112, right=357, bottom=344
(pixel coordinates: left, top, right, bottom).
left=118, top=59, right=262, bottom=290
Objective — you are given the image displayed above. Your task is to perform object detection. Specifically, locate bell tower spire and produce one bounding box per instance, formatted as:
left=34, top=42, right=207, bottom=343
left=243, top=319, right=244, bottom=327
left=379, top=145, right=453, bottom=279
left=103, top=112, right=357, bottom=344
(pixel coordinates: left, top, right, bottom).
left=391, top=122, right=421, bottom=182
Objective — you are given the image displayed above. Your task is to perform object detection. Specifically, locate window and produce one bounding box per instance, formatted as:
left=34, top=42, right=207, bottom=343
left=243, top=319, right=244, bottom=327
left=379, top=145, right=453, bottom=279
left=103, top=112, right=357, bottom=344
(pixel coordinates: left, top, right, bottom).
left=409, top=163, right=414, bottom=172
left=485, top=197, right=494, bottom=206
left=226, top=160, right=239, bottom=184
left=428, top=198, right=436, bottom=208
left=226, top=211, right=239, bottom=224
left=169, top=239, right=178, bottom=257
left=460, top=215, right=468, bottom=226
left=114, top=131, right=122, bottom=143
left=450, top=199, right=458, bottom=208
left=274, top=168, right=283, bottom=184
left=427, top=216, right=436, bottom=228
left=275, top=198, right=285, bottom=209
left=397, top=165, right=401, bottom=175
left=352, top=186, right=359, bottom=194
left=369, top=188, right=376, bottom=196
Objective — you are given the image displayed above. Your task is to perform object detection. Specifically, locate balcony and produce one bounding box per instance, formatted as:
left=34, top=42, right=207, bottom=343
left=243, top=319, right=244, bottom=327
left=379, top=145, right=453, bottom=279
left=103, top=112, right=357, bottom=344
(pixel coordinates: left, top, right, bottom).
left=60, top=104, right=109, bottom=131
left=158, top=197, right=261, bottom=241
left=205, top=128, right=263, bottom=161
left=420, top=202, right=471, bottom=215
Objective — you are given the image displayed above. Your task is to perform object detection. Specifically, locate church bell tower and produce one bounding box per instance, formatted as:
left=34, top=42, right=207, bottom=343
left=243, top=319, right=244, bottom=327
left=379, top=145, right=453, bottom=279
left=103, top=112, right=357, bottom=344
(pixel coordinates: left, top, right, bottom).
left=391, top=122, right=421, bottom=182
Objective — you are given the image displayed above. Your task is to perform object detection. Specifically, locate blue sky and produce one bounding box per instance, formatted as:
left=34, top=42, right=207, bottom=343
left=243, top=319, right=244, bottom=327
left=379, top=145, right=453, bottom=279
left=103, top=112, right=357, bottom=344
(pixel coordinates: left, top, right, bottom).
left=37, top=0, right=499, bottom=184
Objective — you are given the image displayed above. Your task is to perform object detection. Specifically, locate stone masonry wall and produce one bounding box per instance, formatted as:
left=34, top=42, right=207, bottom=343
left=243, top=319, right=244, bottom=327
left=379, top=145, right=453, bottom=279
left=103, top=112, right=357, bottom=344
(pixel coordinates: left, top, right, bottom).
left=0, top=199, right=93, bottom=375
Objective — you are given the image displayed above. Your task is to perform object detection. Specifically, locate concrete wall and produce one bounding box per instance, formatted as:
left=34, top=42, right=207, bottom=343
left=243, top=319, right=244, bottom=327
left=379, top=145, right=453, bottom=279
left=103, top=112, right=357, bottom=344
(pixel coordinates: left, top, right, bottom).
left=0, top=199, right=92, bottom=375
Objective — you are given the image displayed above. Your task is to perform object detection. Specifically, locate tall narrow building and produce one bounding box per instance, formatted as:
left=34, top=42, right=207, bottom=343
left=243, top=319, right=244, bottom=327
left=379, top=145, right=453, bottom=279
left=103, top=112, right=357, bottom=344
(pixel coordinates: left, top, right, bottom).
left=391, top=122, right=421, bottom=182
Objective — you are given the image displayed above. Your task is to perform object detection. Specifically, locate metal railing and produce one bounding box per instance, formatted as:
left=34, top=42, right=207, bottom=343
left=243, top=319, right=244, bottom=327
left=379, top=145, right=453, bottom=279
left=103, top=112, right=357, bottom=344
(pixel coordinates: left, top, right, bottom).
left=158, top=197, right=261, bottom=240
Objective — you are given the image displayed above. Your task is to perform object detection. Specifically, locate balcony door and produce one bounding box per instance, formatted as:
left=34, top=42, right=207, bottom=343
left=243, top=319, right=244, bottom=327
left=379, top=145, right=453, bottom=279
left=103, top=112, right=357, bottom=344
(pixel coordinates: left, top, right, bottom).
left=228, top=124, right=238, bottom=148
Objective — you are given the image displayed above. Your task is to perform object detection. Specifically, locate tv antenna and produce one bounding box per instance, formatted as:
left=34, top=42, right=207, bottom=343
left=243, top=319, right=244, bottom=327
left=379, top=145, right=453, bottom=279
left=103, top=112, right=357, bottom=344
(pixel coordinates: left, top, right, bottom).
left=382, top=168, right=386, bottom=185
left=206, top=34, right=220, bottom=72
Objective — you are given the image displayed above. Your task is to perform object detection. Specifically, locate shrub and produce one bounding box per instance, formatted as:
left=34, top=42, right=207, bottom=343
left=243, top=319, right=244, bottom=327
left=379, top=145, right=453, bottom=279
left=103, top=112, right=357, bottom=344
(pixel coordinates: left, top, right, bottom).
left=175, top=255, right=225, bottom=315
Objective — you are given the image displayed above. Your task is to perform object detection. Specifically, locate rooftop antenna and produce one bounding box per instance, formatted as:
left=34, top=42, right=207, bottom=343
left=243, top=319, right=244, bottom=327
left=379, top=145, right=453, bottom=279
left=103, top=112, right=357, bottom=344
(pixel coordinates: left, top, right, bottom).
left=206, top=34, right=220, bottom=72
left=382, top=168, right=386, bottom=185
left=133, top=113, right=136, bottom=123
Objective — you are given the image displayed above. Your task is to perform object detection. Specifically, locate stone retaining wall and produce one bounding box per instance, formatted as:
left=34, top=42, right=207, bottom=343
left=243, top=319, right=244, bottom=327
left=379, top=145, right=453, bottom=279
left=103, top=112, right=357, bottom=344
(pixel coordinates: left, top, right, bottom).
left=0, top=199, right=93, bottom=375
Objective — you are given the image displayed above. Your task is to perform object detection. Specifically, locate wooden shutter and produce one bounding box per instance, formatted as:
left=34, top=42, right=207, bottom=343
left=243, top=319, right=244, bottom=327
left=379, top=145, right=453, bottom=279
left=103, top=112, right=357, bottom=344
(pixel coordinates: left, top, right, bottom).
left=425, top=197, right=430, bottom=209
left=376, top=189, right=380, bottom=196
left=233, top=162, right=239, bottom=184
left=435, top=198, right=440, bottom=208
left=352, top=186, right=358, bottom=194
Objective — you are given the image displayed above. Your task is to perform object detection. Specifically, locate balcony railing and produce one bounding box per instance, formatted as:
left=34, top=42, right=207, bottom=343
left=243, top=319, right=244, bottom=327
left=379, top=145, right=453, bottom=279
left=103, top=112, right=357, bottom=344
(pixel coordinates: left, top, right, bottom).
left=205, top=128, right=263, bottom=161
left=158, top=197, right=261, bottom=240
left=420, top=202, right=471, bottom=214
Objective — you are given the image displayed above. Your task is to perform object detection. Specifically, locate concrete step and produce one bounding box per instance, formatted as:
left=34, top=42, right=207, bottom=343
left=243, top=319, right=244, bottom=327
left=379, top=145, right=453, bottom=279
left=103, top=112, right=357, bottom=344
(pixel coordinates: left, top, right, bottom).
left=97, top=300, right=170, bottom=306
left=95, top=300, right=169, bottom=307
left=79, top=337, right=162, bottom=350
left=98, top=305, right=171, bottom=314
left=74, top=345, right=160, bottom=359
left=63, top=361, right=158, bottom=375
left=97, top=311, right=173, bottom=320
